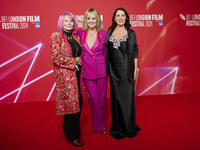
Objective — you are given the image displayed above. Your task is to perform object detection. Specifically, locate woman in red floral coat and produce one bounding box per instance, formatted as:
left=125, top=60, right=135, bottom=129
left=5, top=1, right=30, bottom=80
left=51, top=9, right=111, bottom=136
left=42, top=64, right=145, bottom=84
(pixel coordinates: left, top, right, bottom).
left=50, top=12, right=84, bottom=146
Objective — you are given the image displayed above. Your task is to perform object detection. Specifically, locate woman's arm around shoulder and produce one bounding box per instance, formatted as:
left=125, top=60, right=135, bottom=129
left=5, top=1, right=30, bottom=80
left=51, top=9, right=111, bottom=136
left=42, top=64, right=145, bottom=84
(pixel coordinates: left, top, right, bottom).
left=99, top=29, right=106, bottom=34
left=77, top=28, right=84, bottom=36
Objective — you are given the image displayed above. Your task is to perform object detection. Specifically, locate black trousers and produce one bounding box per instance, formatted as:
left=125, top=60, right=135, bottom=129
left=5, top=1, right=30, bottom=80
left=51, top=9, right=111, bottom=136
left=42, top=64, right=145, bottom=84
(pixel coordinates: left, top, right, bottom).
left=63, top=70, right=82, bottom=141
left=63, top=112, right=81, bottom=141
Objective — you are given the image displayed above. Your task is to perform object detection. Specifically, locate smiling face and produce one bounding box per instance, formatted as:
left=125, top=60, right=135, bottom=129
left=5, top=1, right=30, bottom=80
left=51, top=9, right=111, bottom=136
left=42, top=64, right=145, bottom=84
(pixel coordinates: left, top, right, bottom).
left=63, top=15, right=74, bottom=32
left=86, top=12, right=97, bottom=29
left=114, top=10, right=126, bottom=27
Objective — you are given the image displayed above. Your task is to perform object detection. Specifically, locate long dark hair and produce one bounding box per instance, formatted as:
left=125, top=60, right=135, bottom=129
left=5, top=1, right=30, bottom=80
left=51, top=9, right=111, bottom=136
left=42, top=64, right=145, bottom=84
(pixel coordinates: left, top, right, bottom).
left=111, top=7, right=131, bottom=29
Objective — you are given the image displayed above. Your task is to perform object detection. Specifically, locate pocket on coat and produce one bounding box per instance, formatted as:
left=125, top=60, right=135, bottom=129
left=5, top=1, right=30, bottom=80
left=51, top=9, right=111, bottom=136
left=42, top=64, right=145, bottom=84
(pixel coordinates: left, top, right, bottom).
left=97, top=57, right=106, bottom=64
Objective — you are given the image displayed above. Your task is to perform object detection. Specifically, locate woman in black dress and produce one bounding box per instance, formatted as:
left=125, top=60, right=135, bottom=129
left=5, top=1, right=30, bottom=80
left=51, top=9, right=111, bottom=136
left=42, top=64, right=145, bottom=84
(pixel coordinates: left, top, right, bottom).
left=106, top=7, right=140, bottom=140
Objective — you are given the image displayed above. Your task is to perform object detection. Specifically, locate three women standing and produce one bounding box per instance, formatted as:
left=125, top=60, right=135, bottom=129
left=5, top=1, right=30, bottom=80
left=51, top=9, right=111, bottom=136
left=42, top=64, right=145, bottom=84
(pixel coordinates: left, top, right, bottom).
left=78, top=8, right=107, bottom=134
left=106, top=8, right=141, bottom=140
left=51, top=8, right=140, bottom=146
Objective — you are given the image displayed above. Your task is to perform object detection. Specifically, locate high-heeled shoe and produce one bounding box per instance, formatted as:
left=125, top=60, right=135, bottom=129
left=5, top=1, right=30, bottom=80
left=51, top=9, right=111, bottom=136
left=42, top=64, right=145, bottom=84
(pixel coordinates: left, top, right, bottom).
left=71, top=139, right=84, bottom=146
left=101, top=128, right=106, bottom=134
left=92, top=128, right=107, bottom=134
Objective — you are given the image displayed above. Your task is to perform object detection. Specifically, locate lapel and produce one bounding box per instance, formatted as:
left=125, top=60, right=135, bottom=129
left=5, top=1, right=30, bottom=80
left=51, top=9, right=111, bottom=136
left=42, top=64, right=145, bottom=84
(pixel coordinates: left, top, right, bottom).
left=83, top=31, right=93, bottom=55
left=127, top=29, right=132, bottom=54
left=106, top=27, right=114, bottom=46
left=91, top=31, right=101, bottom=52
left=83, top=30, right=102, bottom=54
left=72, top=34, right=81, bottom=46
left=62, top=32, right=83, bottom=57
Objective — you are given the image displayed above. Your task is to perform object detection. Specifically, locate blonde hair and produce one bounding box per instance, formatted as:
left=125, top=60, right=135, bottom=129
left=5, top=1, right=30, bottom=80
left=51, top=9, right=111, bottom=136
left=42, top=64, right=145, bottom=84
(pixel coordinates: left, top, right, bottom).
left=83, top=8, right=103, bottom=31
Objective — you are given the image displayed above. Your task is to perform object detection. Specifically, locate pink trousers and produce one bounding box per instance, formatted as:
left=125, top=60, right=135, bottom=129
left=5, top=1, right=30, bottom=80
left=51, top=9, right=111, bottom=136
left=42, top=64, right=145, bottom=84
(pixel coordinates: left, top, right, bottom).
left=84, top=77, right=107, bottom=132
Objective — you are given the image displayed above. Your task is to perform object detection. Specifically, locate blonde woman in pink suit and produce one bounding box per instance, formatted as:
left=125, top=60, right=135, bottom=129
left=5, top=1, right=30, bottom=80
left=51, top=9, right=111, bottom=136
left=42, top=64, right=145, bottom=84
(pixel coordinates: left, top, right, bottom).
left=78, top=8, right=107, bottom=134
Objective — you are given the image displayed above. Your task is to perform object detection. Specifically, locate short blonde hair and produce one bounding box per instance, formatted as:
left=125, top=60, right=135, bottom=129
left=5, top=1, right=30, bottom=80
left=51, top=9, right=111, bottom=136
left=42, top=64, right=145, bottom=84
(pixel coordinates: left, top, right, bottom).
left=83, top=8, right=103, bottom=31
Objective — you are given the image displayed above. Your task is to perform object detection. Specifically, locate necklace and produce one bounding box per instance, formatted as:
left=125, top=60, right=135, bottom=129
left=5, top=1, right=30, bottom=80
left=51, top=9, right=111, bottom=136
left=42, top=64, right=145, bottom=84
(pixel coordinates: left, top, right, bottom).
left=87, top=30, right=97, bottom=49
left=65, top=34, right=79, bottom=58
left=87, top=38, right=96, bottom=49
left=88, top=31, right=97, bottom=37
left=66, top=35, right=73, bottom=41
left=68, top=35, right=80, bottom=72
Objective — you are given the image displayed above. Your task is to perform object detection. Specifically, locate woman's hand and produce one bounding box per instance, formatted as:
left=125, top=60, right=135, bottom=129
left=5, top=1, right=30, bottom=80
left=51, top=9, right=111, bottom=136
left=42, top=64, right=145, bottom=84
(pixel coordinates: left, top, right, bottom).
left=131, top=69, right=137, bottom=84
left=134, top=68, right=137, bottom=81
left=75, top=57, right=82, bottom=66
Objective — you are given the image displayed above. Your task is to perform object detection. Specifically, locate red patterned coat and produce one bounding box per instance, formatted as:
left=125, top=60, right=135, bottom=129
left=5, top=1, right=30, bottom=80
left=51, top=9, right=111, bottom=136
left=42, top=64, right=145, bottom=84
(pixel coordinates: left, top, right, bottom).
left=50, top=32, right=82, bottom=115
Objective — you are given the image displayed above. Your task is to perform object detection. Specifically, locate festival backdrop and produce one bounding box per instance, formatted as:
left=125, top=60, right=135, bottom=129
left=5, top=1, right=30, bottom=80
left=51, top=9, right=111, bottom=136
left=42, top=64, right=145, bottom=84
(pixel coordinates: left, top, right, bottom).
left=0, top=0, right=200, bottom=103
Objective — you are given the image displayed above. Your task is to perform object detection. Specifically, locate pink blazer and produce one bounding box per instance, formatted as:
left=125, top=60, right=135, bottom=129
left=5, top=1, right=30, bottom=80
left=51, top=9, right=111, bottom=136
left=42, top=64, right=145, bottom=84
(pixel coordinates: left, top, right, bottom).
left=78, top=29, right=107, bottom=79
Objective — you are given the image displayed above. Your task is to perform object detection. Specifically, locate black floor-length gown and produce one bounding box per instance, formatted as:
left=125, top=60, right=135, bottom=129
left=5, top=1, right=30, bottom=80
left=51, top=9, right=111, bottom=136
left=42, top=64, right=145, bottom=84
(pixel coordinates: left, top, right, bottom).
left=108, top=33, right=140, bottom=140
